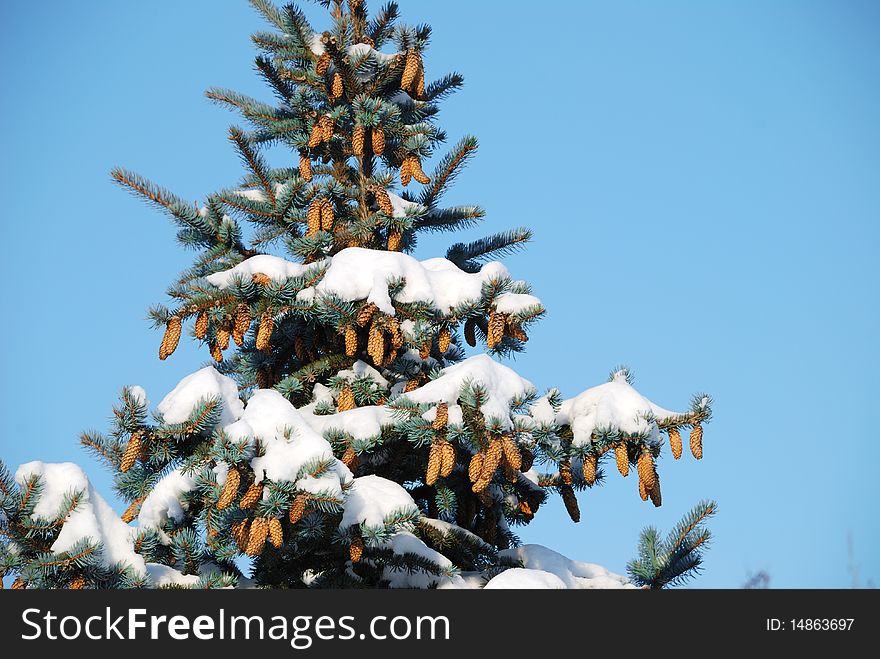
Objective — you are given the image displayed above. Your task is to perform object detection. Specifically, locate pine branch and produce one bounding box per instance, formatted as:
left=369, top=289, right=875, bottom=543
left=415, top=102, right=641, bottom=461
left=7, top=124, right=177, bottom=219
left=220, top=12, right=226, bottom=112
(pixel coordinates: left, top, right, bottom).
left=446, top=228, right=532, bottom=272
left=229, top=127, right=276, bottom=206
left=419, top=136, right=478, bottom=209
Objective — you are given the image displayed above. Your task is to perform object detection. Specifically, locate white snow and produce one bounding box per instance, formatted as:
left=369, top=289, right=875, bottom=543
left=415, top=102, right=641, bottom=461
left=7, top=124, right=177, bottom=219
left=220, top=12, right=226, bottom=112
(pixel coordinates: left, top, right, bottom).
left=484, top=567, right=566, bottom=589
left=402, top=354, right=536, bottom=428
left=205, top=254, right=318, bottom=289
left=225, top=390, right=351, bottom=498
left=146, top=563, right=201, bottom=588
left=15, top=462, right=146, bottom=576
left=129, top=385, right=149, bottom=408
left=499, top=545, right=635, bottom=589
left=309, top=33, right=325, bottom=56
left=340, top=475, right=417, bottom=530
left=137, top=468, right=198, bottom=540
left=554, top=371, right=681, bottom=446
left=335, top=360, right=389, bottom=388
left=380, top=531, right=464, bottom=589
left=347, top=42, right=398, bottom=65
left=304, top=405, right=397, bottom=442
left=387, top=192, right=425, bottom=219
left=493, top=292, right=543, bottom=316
left=156, top=367, right=244, bottom=427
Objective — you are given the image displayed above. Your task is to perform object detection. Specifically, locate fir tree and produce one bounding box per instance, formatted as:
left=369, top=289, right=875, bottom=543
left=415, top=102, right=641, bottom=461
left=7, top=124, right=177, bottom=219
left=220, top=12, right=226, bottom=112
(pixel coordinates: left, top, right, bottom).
left=0, top=0, right=714, bottom=590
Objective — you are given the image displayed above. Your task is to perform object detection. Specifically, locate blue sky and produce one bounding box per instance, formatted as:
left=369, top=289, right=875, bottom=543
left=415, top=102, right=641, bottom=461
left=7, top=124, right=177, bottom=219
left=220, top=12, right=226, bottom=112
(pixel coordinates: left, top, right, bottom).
left=1, top=0, right=877, bottom=588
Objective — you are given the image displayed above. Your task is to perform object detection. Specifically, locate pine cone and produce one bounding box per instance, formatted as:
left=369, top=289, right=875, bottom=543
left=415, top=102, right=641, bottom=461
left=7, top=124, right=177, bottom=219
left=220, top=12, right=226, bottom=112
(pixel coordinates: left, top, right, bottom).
left=331, top=72, right=344, bottom=100
left=500, top=436, right=521, bottom=471
left=583, top=454, right=598, bottom=485
left=426, top=440, right=441, bottom=485
left=507, top=321, right=528, bottom=342
left=159, top=316, right=182, bottom=360
left=217, top=467, right=240, bottom=510
left=438, top=327, right=451, bottom=353
left=668, top=428, right=683, bottom=460
left=464, top=317, right=477, bottom=347
left=400, top=156, right=413, bottom=186
left=519, top=499, right=534, bottom=518
left=387, top=230, right=402, bottom=252
left=341, top=446, right=359, bottom=471
left=217, top=325, right=231, bottom=351
left=252, top=272, right=272, bottom=287
left=232, top=519, right=250, bottom=552
left=614, top=442, right=629, bottom=477
left=349, top=535, right=364, bottom=563
left=637, top=448, right=657, bottom=492
left=375, top=187, right=394, bottom=215
left=337, top=386, right=356, bottom=412
left=239, top=482, right=264, bottom=510
left=419, top=339, right=431, bottom=360
left=288, top=494, right=308, bottom=524
left=307, top=198, right=322, bottom=236
left=367, top=319, right=385, bottom=366
left=401, top=50, right=420, bottom=90
left=372, top=125, right=385, bottom=155
left=387, top=317, right=404, bottom=349
left=432, top=402, right=448, bottom=430
left=521, top=447, right=534, bottom=472
left=480, top=438, right=503, bottom=482
left=352, top=124, right=366, bottom=156
left=308, top=122, right=323, bottom=148
left=411, top=157, right=431, bottom=184
left=69, top=576, right=85, bottom=590
left=10, top=577, right=26, bottom=590
left=649, top=472, right=662, bottom=508
left=299, top=154, right=312, bottom=181
left=195, top=310, right=209, bottom=340
left=468, top=452, right=484, bottom=483
left=233, top=304, right=251, bottom=346
left=315, top=52, right=331, bottom=76
left=268, top=517, right=283, bottom=548
left=210, top=342, right=224, bottom=363
left=121, top=496, right=144, bottom=524
left=561, top=485, right=581, bottom=522
left=439, top=441, right=456, bottom=477
left=356, top=302, right=377, bottom=327
left=559, top=459, right=573, bottom=485
left=120, top=432, right=141, bottom=473
left=294, top=335, right=306, bottom=361
left=344, top=325, right=358, bottom=356
left=320, top=115, right=334, bottom=142
left=414, top=62, right=426, bottom=99
left=638, top=477, right=649, bottom=501
left=256, top=310, right=273, bottom=352
left=486, top=311, right=505, bottom=349
left=690, top=425, right=703, bottom=460
left=404, top=376, right=422, bottom=393
left=245, top=517, right=269, bottom=556
left=320, top=198, right=335, bottom=231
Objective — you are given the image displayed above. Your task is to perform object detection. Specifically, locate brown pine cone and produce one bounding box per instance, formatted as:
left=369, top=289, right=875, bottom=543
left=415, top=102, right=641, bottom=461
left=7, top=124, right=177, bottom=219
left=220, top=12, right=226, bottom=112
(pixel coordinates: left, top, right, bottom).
left=217, top=467, right=240, bottom=510
left=344, top=325, right=358, bottom=356
left=239, top=482, right=264, bottom=510
left=331, top=72, right=344, bottom=100
left=349, top=535, right=364, bottom=562
left=288, top=494, right=308, bottom=524
left=195, top=310, right=209, bottom=340
left=256, top=310, right=273, bottom=352
left=231, top=519, right=250, bottom=552
left=320, top=198, right=335, bottom=231
left=233, top=304, right=251, bottom=346
left=438, top=327, right=451, bottom=353
left=614, top=442, right=629, bottom=477
left=352, top=124, right=366, bottom=156
left=690, top=425, right=703, bottom=460
left=401, top=50, right=420, bottom=89
left=486, top=311, right=506, bottom=349
left=425, top=441, right=442, bottom=485
left=432, top=402, right=449, bottom=430
left=582, top=454, right=598, bottom=485
left=411, top=157, right=430, bottom=184
left=500, top=436, right=521, bottom=471
left=561, top=485, right=581, bottom=522
left=337, top=386, right=356, bottom=412
left=559, top=459, right=573, bottom=485
left=341, top=446, right=359, bottom=471
left=120, top=433, right=141, bottom=473
left=371, top=125, right=385, bottom=155
left=159, top=316, right=182, bottom=360
left=669, top=428, right=683, bottom=460
left=468, top=452, right=484, bottom=484
left=315, top=52, right=331, bottom=76
left=245, top=517, right=269, bottom=556
left=439, top=441, right=456, bottom=478
left=299, top=154, right=312, bottom=181
left=308, top=122, right=323, bottom=148
left=268, top=517, right=283, bottom=548
left=356, top=303, right=377, bottom=327
left=387, top=230, right=402, bottom=252
left=464, top=317, right=477, bottom=347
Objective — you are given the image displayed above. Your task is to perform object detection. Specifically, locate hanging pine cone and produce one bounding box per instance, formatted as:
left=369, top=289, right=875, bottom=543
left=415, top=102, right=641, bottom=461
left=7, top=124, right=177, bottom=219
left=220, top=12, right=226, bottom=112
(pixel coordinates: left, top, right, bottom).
left=356, top=302, right=377, bottom=327
left=10, top=577, right=26, bottom=590
left=464, top=317, right=477, bottom=347
left=299, top=154, right=312, bottom=181
left=337, top=386, right=356, bottom=412
left=439, top=441, right=456, bottom=478
left=521, top=447, right=534, bottom=472
left=349, top=535, right=364, bottom=562
left=426, top=440, right=442, bottom=485
left=344, top=325, right=358, bottom=356
left=315, top=51, right=331, bottom=76
left=375, top=187, right=394, bottom=215
left=614, top=442, right=629, bottom=477
left=195, top=310, right=209, bottom=340
left=519, top=499, right=534, bottom=518
left=387, top=317, right=404, bottom=349
left=121, top=495, right=145, bottom=524
left=507, top=321, right=529, bottom=342
left=690, top=425, right=703, bottom=460
left=217, top=324, right=231, bottom=351
left=232, top=304, right=250, bottom=347
left=288, top=494, right=308, bottom=524
left=268, top=517, right=283, bottom=548
left=432, top=402, right=449, bottom=430
left=638, top=477, right=649, bottom=502
left=500, top=436, right=521, bottom=471
left=239, top=482, right=264, bottom=510
left=371, top=125, right=385, bottom=155
left=232, top=519, right=250, bottom=552
left=308, top=122, right=323, bottom=148
left=583, top=454, right=598, bottom=485
left=331, top=72, right=344, bottom=100
left=387, top=230, right=402, bottom=252
left=320, top=115, right=334, bottom=142
left=438, top=327, right=451, bottom=353
left=487, top=311, right=506, bottom=349
left=637, top=448, right=657, bottom=492
left=400, top=156, right=413, bottom=186
left=419, top=339, right=431, bottom=360
left=159, top=316, right=182, bottom=360
left=69, top=575, right=85, bottom=590
left=468, top=452, right=484, bottom=484
left=217, top=467, right=240, bottom=510
left=245, top=517, right=269, bottom=556
left=320, top=198, right=335, bottom=231
left=341, top=446, right=359, bottom=471
left=120, top=432, right=141, bottom=473
left=367, top=319, right=385, bottom=366
left=649, top=472, right=662, bottom=508
left=480, top=438, right=503, bottom=482
left=561, top=485, right=581, bottom=522
left=401, top=50, right=420, bottom=89
left=669, top=427, right=683, bottom=460
left=352, top=124, right=366, bottom=156
left=256, top=310, right=273, bottom=352
left=210, top=341, right=224, bottom=363
left=411, top=157, right=431, bottom=184
left=414, top=62, right=426, bottom=99
left=252, top=272, right=272, bottom=287
left=559, top=459, right=573, bottom=485
left=294, top=335, right=306, bottom=361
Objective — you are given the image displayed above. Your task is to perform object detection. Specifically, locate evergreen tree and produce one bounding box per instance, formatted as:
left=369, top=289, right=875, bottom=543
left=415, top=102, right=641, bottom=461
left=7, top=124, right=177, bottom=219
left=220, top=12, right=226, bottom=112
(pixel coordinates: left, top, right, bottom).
left=0, top=0, right=713, bottom=590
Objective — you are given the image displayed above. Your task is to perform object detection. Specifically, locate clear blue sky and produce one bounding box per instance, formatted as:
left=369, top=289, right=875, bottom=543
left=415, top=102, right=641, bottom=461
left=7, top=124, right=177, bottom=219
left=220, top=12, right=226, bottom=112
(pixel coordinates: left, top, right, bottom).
left=1, top=1, right=877, bottom=588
